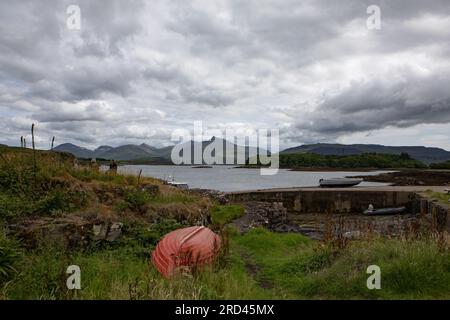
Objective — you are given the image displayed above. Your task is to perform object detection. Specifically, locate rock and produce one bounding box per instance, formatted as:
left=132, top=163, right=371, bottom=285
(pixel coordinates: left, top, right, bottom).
left=231, top=201, right=295, bottom=233
left=93, top=224, right=108, bottom=240
left=189, top=189, right=228, bottom=204
left=105, top=222, right=123, bottom=241
left=8, top=216, right=92, bottom=249
left=9, top=216, right=124, bottom=249
left=343, top=230, right=362, bottom=239
left=93, top=222, right=123, bottom=242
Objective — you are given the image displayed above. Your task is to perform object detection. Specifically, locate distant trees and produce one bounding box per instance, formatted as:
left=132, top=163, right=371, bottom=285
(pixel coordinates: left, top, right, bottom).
left=400, top=152, right=411, bottom=160
left=278, top=152, right=427, bottom=169
left=429, top=161, right=450, bottom=169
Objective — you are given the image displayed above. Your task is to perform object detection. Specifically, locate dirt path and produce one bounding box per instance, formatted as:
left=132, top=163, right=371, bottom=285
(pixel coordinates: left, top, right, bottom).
left=239, top=250, right=274, bottom=290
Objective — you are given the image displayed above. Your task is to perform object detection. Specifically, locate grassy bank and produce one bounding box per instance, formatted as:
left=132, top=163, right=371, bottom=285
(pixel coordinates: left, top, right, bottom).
left=2, top=227, right=449, bottom=299
left=233, top=228, right=450, bottom=299
left=0, top=147, right=449, bottom=300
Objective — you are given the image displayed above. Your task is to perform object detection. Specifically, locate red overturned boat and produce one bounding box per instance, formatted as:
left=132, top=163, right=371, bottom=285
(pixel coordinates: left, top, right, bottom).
left=151, top=226, right=221, bottom=278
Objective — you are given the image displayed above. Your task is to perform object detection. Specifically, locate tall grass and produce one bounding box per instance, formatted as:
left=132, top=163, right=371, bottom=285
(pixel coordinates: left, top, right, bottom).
left=4, top=240, right=271, bottom=300
left=0, top=227, right=21, bottom=297
left=233, top=228, right=450, bottom=299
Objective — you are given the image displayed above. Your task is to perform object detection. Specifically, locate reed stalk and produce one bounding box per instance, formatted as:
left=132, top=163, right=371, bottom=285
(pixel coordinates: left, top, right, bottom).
left=137, top=169, right=142, bottom=185
left=31, top=123, right=37, bottom=185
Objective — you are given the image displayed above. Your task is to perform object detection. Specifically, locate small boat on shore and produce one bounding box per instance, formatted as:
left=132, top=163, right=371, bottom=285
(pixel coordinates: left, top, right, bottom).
left=167, top=181, right=189, bottom=189
left=363, top=206, right=406, bottom=216
left=165, top=175, right=189, bottom=189
left=151, top=226, right=221, bottom=278
left=319, top=178, right=362, bottom=188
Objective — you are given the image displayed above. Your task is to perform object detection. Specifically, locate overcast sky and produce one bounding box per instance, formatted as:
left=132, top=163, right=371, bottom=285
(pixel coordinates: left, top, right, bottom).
left=1, top=0, right=450, bottom=150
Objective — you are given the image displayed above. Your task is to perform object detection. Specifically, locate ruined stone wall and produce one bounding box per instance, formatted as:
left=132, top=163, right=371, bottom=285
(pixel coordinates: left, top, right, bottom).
left=415, top=196, right=450, bottom=232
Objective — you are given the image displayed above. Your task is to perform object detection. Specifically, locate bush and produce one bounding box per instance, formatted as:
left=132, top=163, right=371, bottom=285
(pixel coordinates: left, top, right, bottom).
left=119, top=189, right=153, bottom=213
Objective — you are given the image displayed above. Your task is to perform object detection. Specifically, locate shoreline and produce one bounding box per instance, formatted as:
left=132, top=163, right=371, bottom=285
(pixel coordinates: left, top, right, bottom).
left=349, top=169, right=450, bottom=186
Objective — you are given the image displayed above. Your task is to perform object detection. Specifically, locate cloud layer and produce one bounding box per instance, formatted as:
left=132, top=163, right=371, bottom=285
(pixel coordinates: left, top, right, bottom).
left=1, top=0, right=450, bottom=149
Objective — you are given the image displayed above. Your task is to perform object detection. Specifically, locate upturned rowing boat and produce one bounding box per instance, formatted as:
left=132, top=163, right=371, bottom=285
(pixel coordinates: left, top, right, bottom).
left=151, top=226, right=221, bottom=278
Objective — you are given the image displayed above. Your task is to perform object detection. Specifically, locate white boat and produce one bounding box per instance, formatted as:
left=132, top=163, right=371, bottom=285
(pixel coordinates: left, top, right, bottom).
left=167, top=181, right=189, bottom=189
left=165, top=175, right=189, bottom=189
left=319, top=178, right=362, bottom=188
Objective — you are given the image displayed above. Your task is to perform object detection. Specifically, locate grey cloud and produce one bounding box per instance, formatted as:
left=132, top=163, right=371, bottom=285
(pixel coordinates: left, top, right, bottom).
left=295, top=70, right=450, bottom=136
left=1, top=0, right=450, bottom=149
left=72, top=0, right=144, bottom=57
left=33, top=103, right=108, bottom=123
left=178, top=86, right=237, bottom=107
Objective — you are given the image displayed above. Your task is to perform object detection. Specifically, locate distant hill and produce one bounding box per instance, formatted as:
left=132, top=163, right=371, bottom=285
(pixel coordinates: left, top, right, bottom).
left=172, top=137, right=261, bottom=165
left=281, top=143, right=450, bottom=164
left=53, top=143, right=93, bottom=159
left=53, top=137, right=261, bottom=164
left=54, top=143, right=170, bottom=162
left=53, top=141, right=450, bottom=165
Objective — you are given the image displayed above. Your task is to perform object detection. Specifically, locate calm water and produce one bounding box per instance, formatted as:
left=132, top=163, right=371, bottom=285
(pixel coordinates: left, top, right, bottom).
left=117, top=165, right=391, bottom=192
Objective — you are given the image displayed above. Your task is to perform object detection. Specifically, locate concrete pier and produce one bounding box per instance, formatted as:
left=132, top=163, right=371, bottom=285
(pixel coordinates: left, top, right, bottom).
left=226, top=186, right=447, bottom=214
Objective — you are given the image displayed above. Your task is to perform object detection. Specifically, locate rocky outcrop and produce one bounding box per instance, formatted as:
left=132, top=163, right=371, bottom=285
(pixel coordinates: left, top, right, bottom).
left=189, top=189, right=228, bottom=204
left=231, top=201, right=300, bottom=233
left=8, top=216, right=123, bottom=249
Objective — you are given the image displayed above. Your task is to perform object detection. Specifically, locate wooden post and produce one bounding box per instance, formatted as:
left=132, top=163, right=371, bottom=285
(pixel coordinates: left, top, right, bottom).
left=31, top=123, right=37, bottom=185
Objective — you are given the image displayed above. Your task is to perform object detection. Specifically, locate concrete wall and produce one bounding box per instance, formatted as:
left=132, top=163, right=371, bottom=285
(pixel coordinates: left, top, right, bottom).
left=227, top=189, right=450, bottom=232
left=227, top=189, right=417, bottom=214
left=416, top=196, right=450, bottom=232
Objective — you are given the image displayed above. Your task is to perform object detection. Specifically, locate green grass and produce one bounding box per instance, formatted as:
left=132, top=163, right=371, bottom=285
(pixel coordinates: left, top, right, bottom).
left=4, top=239, right=271, bottom=300
left=2, top=226, right=449, bottom=300
left=232, top=228, right=450, bottom=299
left=211, top=205, right=245, bottom=226
left=424, top=190, right=450, bottom=203
left=0, top=228, right=20, bottom=284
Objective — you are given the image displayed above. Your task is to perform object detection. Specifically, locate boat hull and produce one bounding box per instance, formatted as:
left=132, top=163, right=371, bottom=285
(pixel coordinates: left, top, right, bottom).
left=363, top=206, right=406, bottom=216
left=151, top=226, right=221, bottom=278
left=319, top=178, right=362, bottom=188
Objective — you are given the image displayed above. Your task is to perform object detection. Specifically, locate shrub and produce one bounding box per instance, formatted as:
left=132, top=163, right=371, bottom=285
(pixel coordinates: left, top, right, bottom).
left=120, top=189, right=153, bottom=213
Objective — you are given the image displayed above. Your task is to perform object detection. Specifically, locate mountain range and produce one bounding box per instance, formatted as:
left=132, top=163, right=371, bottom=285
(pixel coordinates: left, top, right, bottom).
left=53, top=141, right=450, bottom=164
left=53, top=137, right=261, bottom=164
left=281, top=143, right=450, bottom=164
